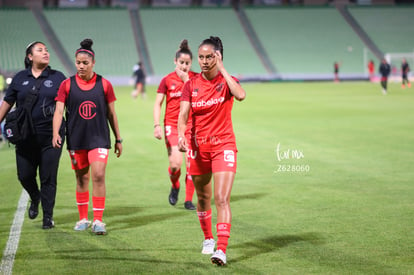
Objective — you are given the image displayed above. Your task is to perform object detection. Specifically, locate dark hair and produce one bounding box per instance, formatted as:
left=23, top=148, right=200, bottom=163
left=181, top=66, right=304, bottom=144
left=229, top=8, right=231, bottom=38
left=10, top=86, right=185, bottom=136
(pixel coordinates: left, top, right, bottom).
left=199, top=36, right=223, bottom=60
left=75, top=38, right=95, bottom=59
left=175, top=39, right=192, bottom=60
left=24, top=41, right=45, bottom=69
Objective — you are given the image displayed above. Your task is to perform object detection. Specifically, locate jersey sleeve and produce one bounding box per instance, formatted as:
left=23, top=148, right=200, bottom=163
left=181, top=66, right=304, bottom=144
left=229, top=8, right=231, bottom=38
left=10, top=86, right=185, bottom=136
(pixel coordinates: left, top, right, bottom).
left=3, top=77, right=18, bottom=105
left=102, top=78, right=116, bottom=103
left=181, top=80, right=191, bottom=102
left=55, top=78, right=70, bottom=102
left=157, top=77, right=168, bottom=94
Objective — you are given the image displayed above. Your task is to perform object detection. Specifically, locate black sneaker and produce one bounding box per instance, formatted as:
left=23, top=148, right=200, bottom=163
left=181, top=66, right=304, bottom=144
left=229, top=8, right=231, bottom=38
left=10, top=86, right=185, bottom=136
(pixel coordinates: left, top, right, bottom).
left=42, top=218, right=55, bottom=230
left=168, top=187, right=179, bottom=206
left=184, top=201, right=196, bottom=210
left=28, top=200, right=40, bottom=219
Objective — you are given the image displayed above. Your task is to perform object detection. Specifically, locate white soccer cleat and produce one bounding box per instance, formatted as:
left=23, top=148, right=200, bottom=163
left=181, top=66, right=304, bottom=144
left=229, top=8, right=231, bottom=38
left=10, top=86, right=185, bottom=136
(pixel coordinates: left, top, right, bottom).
left=211, top=249, right=226, bottom=266
left=91, top=220, right=107, bottom=235
left=201, top=238, right=216, bottom=254
left=74, top=218, right=91, bottom=231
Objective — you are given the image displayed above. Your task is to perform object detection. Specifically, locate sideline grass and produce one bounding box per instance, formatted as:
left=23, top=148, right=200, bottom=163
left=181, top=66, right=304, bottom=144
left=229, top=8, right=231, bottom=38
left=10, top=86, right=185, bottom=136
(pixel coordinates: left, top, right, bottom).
left=1, top=82, right=413, bottom=274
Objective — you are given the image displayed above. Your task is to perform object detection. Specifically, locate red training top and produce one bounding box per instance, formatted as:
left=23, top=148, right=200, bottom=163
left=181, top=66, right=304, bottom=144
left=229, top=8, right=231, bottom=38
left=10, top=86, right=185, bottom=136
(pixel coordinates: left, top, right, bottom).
left=55, top=73, right=116, bottom=104
left=181, top=72, right=238, bottom=152
left=157, top=71, right=197, bottom=126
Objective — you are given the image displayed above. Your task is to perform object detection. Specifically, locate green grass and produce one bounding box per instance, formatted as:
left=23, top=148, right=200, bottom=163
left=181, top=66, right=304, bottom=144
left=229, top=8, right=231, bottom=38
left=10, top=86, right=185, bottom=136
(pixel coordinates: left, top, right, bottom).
left=1, top=82, right=413, bottom=274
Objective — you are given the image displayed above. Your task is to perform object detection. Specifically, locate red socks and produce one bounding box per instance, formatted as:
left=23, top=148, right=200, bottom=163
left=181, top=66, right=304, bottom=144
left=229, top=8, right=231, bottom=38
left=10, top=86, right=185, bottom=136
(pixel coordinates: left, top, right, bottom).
left=76, top=191, right=89, bottom=220
left=168, top=167, right=181, bottom=189
left=197, top=209, right=213, bottom=240
left=197, top=209, right=232, bottom=253
left=217, top=223, right=231, bottom=253
left=92, top=196, right=105, bottom=222
left=184, top=172, right=194, bottom=202
left=76, top=192, right=105, bottom=222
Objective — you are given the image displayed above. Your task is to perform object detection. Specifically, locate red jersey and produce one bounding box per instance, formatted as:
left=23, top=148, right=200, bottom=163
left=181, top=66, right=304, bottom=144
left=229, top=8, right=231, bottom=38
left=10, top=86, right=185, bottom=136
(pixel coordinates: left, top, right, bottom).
left=157, top=71, right=197, bottom=126
left=368, top=62, right=375, bottom=74
left=181, top=72, right=238, bottom=152
left=55, top=73, right=116, bottom=104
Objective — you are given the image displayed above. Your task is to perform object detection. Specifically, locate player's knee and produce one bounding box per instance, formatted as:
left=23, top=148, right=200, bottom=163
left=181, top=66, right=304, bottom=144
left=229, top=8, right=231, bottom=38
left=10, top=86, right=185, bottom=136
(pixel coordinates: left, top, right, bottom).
left=197, top=192, right=212, bottom=203
left=214, top=195, right=230, bottom=209
left=169, top=165, right=181, bottom=173
left=92, top=171, right=105, bottom=184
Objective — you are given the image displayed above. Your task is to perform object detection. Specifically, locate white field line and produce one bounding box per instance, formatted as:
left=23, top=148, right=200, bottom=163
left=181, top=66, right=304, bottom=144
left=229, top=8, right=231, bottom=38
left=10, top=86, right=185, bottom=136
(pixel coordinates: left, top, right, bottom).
left=0, top=190, right=29, bottom=275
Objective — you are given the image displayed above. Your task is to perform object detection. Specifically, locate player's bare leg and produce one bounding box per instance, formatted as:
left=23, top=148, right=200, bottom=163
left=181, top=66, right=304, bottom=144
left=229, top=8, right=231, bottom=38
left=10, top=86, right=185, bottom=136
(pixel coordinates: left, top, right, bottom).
left=211, top=171, right=235, bottom=266
left=167, top=146, right=183, bottom=205
left=193, top=174, right=215, bottom=254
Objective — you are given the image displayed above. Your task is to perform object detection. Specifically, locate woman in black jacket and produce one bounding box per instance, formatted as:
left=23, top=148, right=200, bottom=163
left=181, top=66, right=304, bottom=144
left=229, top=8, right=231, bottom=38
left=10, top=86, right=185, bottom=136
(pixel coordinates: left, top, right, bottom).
left=0, top=41, right=66, bottom=229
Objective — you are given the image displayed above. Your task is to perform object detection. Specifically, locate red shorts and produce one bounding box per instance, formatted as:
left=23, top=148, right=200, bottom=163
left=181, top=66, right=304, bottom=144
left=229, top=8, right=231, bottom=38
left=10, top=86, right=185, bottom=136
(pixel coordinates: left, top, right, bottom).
left=186, top=148, right=237, bottom=175
left=68, top=148, right=109, bottom=170
left=164, top=125, right=178, bottom=148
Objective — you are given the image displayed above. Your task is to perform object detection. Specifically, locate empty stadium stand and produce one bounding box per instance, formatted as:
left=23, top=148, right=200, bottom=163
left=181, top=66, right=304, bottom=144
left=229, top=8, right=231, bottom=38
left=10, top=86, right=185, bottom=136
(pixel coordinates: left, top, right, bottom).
left=348, top=7, right=414, bottom=54
left=138, top=7, right=268, bottom=78
left=1, top=6, right=413, bottom=82
left=44, top=8, right=139, bottom=77
left=245, top=7, right=367, bottom=79
left=0, top=9, right=66, bottom=74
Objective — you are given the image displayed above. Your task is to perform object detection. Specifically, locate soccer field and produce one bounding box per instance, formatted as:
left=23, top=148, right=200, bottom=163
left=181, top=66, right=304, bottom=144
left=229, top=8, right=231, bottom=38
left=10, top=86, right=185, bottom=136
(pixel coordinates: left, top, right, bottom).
left=1, top=82, right=413, bottom=274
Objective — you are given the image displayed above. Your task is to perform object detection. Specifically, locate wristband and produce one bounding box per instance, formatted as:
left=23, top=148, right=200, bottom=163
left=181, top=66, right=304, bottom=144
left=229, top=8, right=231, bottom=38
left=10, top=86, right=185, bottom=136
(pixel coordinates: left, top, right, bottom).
left=116, top=139, right=123, bottom=144
left=154, top=124, right=160, bottom=128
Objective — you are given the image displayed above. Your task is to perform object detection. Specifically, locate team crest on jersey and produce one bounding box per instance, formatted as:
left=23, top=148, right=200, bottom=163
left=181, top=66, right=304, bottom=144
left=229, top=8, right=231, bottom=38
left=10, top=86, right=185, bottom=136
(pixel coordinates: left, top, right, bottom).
left=216, top=83, right=224, bottom=92
left=192, top=88, right=198, bottom=97
left=79, top=101, right=97, bottom=120
left=22, top=81, right=29, bottom=86
left=170, top=84, right=176, bottom=90
left=44, top=80, right=53, bottom=88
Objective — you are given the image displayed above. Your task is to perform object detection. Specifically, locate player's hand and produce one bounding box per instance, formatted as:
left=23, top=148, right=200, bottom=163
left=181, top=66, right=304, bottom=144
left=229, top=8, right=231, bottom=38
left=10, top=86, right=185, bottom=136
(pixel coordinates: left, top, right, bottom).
left=154, top=125, right=162, bottom=140
left=177, top=136, right=187, bottom=152
left=114, top=142, right=122, bottom=158
left=215, top=50, right=224, bottom=73
left=52, top=135, right=62, bottom=149
left=175, top=67, right=189, bottom=82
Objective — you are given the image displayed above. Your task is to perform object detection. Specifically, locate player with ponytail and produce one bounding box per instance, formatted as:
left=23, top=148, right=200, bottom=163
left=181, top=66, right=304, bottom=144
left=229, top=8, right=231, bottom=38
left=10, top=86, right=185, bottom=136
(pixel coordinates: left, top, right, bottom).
left=153, top=39, right=197, bottom=210
left=53, top=38, right=122, bottom=235
left=177, top=36, right=246, bottom=266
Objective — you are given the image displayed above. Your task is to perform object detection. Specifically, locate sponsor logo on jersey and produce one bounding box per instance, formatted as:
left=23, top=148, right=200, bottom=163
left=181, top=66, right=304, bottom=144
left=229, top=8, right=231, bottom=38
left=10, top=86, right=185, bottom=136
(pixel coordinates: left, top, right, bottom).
left=22, top=81, right=29, bottom=86
left=79, top=101, right=97, bottom=120
left=191, top=96, right=224, bottom=108
left=44, top=80, right=53, bottom=88
left=170, top=91, right=182, bottom=97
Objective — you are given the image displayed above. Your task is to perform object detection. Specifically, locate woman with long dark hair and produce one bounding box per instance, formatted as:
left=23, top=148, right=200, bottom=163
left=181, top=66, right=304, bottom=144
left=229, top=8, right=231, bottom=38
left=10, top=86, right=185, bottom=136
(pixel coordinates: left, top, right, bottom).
left=53, top=38, right=122, bottom=235
left=177, top=36, right=246, bottom=266
left=153, top=39, right=197, bottom=210
left=0, top=41, right=66, bottom=229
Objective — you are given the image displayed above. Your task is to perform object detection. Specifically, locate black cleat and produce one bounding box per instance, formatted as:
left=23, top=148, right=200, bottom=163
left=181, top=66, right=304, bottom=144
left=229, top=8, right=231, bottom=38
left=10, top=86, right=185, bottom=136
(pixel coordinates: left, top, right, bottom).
left=168, top=187, right=179, bottom=206
left=42, top=218, right=55, bottom=229
left=28, top=200, right=39, bottom=219
left=184, top=201, right=196, bottom=210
